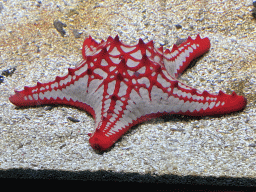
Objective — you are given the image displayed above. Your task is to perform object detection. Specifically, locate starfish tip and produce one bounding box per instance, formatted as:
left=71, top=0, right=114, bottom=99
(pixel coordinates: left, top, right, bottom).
left=89, top=132, right=114, bottom=151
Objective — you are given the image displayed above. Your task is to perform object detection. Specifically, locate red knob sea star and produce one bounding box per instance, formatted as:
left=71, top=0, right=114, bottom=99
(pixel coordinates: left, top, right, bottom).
left=9, top=35, right=247, bottom=151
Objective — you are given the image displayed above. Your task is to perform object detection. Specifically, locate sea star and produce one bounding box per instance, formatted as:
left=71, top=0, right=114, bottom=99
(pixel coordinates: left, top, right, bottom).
left=9, top=35, right=247, bottom=151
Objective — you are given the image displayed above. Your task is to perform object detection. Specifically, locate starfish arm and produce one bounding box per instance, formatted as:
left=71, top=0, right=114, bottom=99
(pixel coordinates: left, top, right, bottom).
left=163, top=35, right=210, bottom=78
left=9, top=59, right=102, bottom=119
left=9, top=36, right=121, bottom=117
left=88, top=80, right=247, bottom=151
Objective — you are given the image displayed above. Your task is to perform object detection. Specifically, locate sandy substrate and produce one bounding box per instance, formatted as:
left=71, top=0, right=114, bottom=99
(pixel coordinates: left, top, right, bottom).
left=0, top=0, right=256, bottom=185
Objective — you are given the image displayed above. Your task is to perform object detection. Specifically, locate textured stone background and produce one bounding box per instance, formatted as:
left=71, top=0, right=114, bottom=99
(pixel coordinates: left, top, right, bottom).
left=0, top=0, right=256, bottom=184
